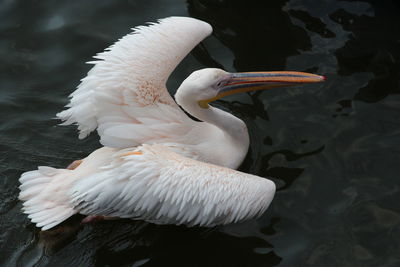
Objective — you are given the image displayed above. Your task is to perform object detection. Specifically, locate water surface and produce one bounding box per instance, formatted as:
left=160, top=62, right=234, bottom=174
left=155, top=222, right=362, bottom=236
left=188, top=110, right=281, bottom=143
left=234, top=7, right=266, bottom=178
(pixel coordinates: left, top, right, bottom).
left=1, top=0, right=399, bottom=266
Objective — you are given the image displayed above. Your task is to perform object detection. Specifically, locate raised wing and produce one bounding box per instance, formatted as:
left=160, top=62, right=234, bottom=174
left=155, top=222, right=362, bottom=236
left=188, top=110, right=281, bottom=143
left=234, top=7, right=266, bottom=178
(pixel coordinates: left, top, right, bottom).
left=57, top=17, right=212, bottom=148
left=70, top=144, right=276, bottom=226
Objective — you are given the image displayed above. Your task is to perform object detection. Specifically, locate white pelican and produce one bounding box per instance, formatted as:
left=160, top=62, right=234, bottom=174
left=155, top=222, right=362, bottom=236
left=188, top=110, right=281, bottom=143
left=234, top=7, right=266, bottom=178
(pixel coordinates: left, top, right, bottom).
left=19, top=17, right=324, bottom=230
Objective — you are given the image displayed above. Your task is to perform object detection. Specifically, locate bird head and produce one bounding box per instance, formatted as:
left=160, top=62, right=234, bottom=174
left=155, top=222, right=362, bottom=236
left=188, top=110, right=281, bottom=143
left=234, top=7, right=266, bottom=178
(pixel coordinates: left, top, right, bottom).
left=175, top=68, right=325, bottom=109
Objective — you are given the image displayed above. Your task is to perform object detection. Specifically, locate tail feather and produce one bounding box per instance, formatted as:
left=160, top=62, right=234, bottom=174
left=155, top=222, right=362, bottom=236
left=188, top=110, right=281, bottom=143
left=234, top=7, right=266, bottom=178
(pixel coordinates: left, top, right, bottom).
left=19, top=166, right=77, bottom=230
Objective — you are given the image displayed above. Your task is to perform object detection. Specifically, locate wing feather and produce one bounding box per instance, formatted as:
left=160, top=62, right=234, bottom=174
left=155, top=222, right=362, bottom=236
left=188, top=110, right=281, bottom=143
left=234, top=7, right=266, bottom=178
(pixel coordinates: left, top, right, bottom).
left=57, top=17, right=212, bottom=147
left=70, top=145, right=276, bottom=227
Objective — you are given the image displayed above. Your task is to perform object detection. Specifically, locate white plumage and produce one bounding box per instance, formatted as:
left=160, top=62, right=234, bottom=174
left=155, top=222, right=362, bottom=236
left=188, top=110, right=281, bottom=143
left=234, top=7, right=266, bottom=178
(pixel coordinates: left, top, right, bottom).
left=76, top=145, right=274, bottom=226
left=20, top=145, right=274, bottom=230
left=19, top=16, right=324, bottom=230
left=57, top=17, right=210, bottom=147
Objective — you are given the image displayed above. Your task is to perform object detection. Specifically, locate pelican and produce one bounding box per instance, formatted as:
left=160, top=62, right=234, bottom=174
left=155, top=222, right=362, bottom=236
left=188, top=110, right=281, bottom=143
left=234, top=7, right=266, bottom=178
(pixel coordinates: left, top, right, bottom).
left=19, top=17, right=324, bottom=230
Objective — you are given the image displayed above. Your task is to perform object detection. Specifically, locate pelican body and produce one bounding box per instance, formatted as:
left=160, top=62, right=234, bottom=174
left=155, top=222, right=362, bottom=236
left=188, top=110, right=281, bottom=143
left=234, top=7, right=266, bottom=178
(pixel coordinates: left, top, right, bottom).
left=19, top=17, right=324, bottom=230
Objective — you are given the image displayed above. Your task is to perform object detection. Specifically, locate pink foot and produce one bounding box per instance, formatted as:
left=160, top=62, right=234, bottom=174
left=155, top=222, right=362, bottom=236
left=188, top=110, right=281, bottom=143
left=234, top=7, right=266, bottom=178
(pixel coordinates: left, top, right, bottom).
left=81, top=215, right=117, bottom=224
left=81, top=215, right=105, bottom=224
left=67, top=159, right=83, bottom=170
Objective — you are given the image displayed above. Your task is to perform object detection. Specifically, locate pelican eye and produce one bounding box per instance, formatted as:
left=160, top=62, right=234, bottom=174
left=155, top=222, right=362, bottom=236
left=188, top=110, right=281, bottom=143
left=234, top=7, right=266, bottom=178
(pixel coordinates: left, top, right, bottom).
left=216, top=81, right=224, bottom=87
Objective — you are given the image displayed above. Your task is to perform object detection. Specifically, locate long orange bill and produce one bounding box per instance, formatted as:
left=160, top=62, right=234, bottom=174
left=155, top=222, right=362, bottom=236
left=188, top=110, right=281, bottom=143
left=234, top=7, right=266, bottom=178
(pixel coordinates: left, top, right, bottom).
left=198, top=71, right=325, bottom=108
left=219, top=71, right=325, bottom=98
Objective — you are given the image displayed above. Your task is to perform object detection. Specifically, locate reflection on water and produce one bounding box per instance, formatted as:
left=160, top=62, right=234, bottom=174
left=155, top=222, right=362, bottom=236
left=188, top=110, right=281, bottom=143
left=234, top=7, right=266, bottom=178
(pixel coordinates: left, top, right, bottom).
left=1, top=0, right=399, bottom=266
left=188, top=0, right=312, bottom=71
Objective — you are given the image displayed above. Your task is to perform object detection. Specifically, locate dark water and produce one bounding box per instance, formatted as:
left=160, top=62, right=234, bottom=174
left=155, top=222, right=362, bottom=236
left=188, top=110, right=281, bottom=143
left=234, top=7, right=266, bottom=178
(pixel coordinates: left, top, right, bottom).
left=1, top=0, right=399, bottom=266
